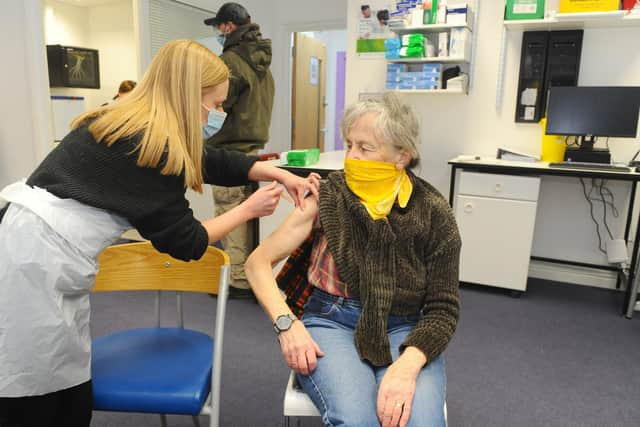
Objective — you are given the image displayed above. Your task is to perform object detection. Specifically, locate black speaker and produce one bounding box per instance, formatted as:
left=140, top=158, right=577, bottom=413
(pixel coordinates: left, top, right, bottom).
left=515, top=31, right=549, bottom=123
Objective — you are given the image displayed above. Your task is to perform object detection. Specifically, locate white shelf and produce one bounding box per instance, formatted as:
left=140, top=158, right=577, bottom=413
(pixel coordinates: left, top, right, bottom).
left=391, top=23, right=472, bottom=34
left=496, top=10, right=640, bottom=109
left=387, top=56, right=469, bottom=64
left=504, top=11, right=640, bottom=31
left=393, top=88, right=467, bottom=95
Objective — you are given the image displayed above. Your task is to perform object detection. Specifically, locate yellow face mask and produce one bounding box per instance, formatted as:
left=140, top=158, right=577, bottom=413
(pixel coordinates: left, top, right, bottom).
left=344, top=158, right=413, bottom=220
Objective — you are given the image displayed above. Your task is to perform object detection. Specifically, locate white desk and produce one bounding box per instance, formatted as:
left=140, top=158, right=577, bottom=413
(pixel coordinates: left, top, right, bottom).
left=448, top=157, right=640, bottom=318
left=268, top=150, right=346, bottom=178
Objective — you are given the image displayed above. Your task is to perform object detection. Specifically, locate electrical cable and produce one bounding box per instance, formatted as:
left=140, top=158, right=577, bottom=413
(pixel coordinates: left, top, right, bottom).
left=580, top=178, right=606, bottom=254
left=598, top=179, right=614, bottom=240
left=585, top=179, right=619, bottom=216
left=597, top=183, right=619, bottom=217
left=564, top=136, right=580, bottom=147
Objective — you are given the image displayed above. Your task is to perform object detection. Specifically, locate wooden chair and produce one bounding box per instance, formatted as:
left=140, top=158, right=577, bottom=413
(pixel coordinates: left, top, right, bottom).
left=92, top=242, right=230, bottom=427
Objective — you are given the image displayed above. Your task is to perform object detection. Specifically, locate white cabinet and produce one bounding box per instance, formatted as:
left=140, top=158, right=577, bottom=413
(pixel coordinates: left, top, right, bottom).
left=455, top=172, right=540, bottom=291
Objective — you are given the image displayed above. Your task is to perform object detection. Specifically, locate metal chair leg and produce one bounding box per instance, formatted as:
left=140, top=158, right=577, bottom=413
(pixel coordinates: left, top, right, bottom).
left=192, top=415, right=201, bottom=427
left=160, top=414, right=168, bottom=427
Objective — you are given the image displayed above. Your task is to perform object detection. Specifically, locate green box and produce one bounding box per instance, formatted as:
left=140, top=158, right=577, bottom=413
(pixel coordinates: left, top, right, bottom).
left=287, top=149, right=320, bottom=166
left=423, top=0, right=438, bottom=25
left=505, top=0, right=545, bottom=20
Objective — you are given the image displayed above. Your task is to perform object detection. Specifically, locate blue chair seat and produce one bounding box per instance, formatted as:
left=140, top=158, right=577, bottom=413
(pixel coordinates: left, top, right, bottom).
left=92, top=327, right=213, bottom=415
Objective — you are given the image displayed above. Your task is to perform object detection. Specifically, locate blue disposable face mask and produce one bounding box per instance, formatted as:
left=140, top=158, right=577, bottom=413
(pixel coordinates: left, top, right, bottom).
left=216, top=30, right=226, bottom=46
left=202, top=105, right=227, bottom=139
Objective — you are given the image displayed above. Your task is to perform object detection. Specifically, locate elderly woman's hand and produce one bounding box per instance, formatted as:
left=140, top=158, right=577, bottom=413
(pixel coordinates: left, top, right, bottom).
left=278, top=320, right=324, bottom=375
left=281, top=172, right=321, bottom=210
left=376, top=347, right=427, bottom=427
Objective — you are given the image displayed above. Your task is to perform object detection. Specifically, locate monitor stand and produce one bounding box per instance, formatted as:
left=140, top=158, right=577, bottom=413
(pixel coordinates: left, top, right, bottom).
left=564, top=135, right=611, bottom=164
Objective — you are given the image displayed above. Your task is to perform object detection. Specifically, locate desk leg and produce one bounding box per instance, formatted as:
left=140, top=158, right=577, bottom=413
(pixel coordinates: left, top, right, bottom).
left=449, top=166, right=457, bottom=208
left=619, top=182, right=637, bottom=289
left=626, top=248, right=640, bottom=318
left=625, top=181, right=640, bottom=318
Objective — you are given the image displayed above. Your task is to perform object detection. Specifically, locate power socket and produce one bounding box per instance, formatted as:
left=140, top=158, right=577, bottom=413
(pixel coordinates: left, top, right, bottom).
left=606, top=239, right=628, bottom=264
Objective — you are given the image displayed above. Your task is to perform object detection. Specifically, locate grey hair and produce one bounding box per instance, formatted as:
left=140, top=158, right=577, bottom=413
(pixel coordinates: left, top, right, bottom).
left=340, top=92, right=420, bottom=169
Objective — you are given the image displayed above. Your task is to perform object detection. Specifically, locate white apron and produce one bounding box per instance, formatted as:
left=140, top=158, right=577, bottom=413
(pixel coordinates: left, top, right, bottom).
left=0, top=181, right=131, bottom=396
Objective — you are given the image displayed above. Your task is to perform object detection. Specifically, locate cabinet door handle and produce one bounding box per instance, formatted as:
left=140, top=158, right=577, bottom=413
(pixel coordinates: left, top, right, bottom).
left=495, top=183, right=503, bottom=193
left=464, top=202, right=474, bottom=213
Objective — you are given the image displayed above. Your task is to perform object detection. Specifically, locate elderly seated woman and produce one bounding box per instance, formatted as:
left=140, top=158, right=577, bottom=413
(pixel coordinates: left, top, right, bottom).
left=245, top=93, right=461, bottom=427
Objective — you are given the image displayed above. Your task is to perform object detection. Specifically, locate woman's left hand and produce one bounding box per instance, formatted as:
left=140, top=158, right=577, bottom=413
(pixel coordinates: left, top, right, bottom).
left=282, top=172, right=320, bottom=209
left=377, top=347, right=426, bottom=427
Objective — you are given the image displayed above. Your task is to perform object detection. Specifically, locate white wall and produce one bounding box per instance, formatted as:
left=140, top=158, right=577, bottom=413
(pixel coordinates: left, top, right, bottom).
left=345, top=0, right=640, bottom=288
left=44, top=0, right=137, bottom=110
left=0, top=0, right=52, bottom=188
left=87, top=1, right=138, bottom=108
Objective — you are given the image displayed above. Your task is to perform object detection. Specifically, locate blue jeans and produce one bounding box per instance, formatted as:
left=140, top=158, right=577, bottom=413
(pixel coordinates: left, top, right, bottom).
left=298, top=289, right=446, bottom=427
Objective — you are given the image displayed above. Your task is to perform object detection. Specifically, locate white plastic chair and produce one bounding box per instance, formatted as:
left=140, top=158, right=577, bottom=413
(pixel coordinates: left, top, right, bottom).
left=284, top=371, right=448, bottom=427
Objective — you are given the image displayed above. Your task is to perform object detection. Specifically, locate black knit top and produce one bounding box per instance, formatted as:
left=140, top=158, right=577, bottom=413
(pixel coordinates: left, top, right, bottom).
left=6, top=124, right=257, bottom=261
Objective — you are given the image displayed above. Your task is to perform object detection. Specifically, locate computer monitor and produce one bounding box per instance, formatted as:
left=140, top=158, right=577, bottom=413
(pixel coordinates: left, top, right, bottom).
left=546, top=86, right=640, bottom=151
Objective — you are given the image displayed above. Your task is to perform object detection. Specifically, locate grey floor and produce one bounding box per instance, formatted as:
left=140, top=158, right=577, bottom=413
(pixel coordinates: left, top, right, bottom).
left=90, top=279, right=640, bottom=427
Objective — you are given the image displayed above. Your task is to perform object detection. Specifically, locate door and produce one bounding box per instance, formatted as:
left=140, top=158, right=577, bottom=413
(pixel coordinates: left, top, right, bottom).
left=291, top=33, right=327, bottom=151
left=455, top=195, right=538, bottom=291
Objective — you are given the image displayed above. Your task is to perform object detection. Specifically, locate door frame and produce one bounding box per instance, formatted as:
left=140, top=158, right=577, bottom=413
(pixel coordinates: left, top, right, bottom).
left=291, top=32, right=327, bottom=152
left=272, top=20, right=345, bottom=154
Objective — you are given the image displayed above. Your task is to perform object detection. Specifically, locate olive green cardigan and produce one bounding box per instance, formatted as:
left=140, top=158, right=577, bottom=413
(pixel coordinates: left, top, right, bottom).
left=278, top=171, right=461, bottom=367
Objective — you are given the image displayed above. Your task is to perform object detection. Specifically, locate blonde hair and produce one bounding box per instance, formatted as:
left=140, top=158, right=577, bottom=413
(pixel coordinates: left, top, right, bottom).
left=72, top=40, right=229, bottom=192
left=341, top=92, right=420, bottom=169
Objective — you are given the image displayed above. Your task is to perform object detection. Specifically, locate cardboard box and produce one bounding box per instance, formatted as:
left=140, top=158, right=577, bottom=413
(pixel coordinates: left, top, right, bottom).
left=559, top=0, right=619, bottom=13
left=438, top=32, right=449, bottom=57
left=287, top=149, right=320, bottom=166
left=420, top=63, right=443, bottom=73
left=447, top=3, right=470, bottom=25
left=505, top=0, right=545, bottom=20
left=387, top=63, right=408, bottom=73
left=423, top=0, right=439, bottom=25
left=449, top=28, right=471, bottom=60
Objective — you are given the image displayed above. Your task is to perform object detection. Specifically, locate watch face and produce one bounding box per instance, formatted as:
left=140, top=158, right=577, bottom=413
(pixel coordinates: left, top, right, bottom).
left=275, top=315, right=293, bottom=331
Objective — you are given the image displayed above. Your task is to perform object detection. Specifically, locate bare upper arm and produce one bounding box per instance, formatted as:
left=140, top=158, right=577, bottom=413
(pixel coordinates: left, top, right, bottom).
left=250, top=195, right=318, bottom=266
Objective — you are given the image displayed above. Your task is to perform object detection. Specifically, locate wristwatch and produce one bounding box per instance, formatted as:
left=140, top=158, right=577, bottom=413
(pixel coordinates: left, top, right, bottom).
left=273, top=314, right=297, bottom=335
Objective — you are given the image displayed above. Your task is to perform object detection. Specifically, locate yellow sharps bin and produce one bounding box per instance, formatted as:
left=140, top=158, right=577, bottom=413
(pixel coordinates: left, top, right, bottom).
left=540, top=117, right=566, bottom=162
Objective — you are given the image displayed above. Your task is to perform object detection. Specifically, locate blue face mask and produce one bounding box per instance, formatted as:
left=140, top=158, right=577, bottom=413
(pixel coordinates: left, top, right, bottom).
left=202, top=104, right=227, bottom=139
left=216, top=32, right=226, bottom=47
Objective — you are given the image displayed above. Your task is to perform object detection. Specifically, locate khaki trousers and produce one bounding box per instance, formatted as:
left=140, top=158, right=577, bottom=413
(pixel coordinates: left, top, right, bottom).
left=212, top=149, right=259, bottom=289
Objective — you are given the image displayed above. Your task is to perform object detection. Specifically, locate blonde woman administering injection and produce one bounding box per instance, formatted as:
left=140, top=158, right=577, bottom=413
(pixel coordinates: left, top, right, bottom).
left=0, top=39, right=318, bottom=427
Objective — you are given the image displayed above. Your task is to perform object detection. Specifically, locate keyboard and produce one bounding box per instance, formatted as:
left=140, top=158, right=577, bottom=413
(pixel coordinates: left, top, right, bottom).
left=548, top=161, right=633, bottom=172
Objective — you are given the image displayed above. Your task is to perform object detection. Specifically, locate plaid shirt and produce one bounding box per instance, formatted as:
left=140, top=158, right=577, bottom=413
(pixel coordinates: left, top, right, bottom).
left=307, top=218, right=350, bottom=298
left=276, top=230, right=316, bottom=317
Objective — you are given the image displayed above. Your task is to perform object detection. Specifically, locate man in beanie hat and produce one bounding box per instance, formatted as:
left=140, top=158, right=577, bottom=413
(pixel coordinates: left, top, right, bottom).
left=204, top=3, right=275, bottom=299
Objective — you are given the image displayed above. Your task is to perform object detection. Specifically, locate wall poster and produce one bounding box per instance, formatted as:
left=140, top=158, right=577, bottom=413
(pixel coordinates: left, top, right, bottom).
left=357, top=1, right=394, bottom=55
